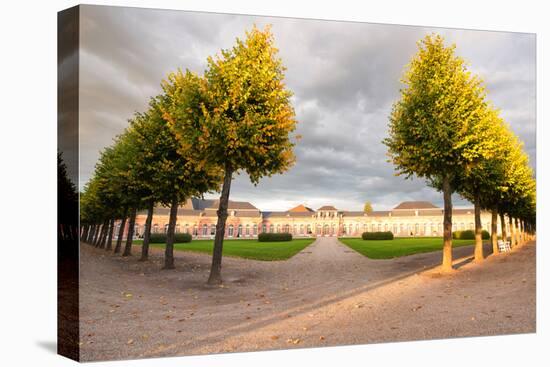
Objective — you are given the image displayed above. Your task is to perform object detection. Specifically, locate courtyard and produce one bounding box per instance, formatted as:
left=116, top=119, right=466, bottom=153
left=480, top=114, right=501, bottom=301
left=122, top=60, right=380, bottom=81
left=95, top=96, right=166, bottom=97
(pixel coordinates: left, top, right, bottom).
left=79, top=237, right=536, bottom=361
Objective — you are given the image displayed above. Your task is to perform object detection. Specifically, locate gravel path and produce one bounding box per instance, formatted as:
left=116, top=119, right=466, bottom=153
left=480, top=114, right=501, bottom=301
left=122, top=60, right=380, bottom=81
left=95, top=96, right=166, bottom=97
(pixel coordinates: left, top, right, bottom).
left=79, top=237, right=536, bottom=361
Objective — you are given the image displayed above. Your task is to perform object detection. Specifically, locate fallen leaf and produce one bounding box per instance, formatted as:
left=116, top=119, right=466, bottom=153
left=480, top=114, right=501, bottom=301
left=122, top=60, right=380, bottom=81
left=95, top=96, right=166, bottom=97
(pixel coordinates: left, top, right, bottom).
left=127, top=339, right=134, bottom=345
left=270, top=335, right=279, bottom=340
left=319, top=336, right=325, bottom=341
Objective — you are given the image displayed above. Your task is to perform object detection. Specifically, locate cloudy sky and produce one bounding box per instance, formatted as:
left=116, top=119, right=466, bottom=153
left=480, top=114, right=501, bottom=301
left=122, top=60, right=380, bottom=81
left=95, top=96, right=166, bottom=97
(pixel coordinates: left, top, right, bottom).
left=78, top=5, right=536, bottom=211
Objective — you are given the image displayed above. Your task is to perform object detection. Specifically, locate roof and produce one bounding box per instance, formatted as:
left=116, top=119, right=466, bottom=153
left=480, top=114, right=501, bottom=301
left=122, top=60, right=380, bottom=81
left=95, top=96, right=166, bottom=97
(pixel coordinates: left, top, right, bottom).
left=393, top=201, right=439, bottom=210
left=341, top=211, right=366, bottom=217
left=318, top=205, right=338, bottom=211
left=369, top=210, right=391, bottom=217
left=289, top=204, right=314, bottom=213
left=205, top=200, right=258, bottom=210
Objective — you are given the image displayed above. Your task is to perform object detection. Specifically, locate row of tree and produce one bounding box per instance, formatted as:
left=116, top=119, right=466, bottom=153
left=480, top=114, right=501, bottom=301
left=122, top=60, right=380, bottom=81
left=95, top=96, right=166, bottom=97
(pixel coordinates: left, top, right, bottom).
left=384, top=34, right=536, bottom=271
left=80, top=25, right=297, bottom=284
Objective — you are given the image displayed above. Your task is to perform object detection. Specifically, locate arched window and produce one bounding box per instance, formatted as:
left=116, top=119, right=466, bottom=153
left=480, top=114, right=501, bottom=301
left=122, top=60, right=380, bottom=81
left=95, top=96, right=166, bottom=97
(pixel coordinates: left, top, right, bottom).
left=193, top=225, right=198, bottom=236
left=349, top=224, right=353, bottom=234
left=269, top=225, right=274, bottom=233
left=245, top=224, right=250, bottom=236
left=211, top=225, right=216, bottom=236
left=316, top=224, right=321, bottom=235
left=276, top=224, right=281, bottom=233
left=228, top=224, right=234, bottom=237
left=377, top=223, right=382, bottom=232
left=307, top=224, right=311, bottom=234
left=393, top=224, right=398, bottom=234
left=293, top=225, right=297, bottom=234
left=238, top=224, right=243, bottom=237
left=262, top=224, right=266, bottom=233
left=284, top=224, right=290, bottom=233
left=153, top=223, right=158, bottom=233
left=175, top=224, right=180, bottom=233
left=202, top=224, right=208, bottom=236
left=164, top=224, right=169, bottom=233
left=364, top=224, right=368, bottom=232
left=184, top=224, right=189, bottom=234
left=253, top=224, right=258, bottom=235
left=415, top=223, right=419, bottom=234
left=384, top=223, right=388, bottom=231
left=300, top=224, right=304, bottom=235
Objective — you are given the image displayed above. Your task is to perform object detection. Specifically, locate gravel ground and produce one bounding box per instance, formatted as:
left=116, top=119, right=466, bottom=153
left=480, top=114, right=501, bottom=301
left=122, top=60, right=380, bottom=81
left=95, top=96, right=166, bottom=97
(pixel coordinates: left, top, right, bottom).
left=79, top=237, right=536, bottom=362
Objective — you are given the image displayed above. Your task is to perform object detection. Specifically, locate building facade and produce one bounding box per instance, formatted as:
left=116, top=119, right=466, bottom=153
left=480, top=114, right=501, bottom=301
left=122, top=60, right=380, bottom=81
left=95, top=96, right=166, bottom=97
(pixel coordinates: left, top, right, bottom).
left=120, top=199, right=506, bottom=239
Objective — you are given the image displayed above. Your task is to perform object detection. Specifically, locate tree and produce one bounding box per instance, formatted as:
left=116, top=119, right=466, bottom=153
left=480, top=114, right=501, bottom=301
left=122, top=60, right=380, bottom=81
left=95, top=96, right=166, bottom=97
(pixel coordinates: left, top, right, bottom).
left=384, top=34, right=489, bottom=272
left=133, top=95, right=222, bottom=269
left=454, top=106, right=511, bottom=262
left=363, top=201, right=373, bottom=214
left=163, top=25, right=297, bottom=284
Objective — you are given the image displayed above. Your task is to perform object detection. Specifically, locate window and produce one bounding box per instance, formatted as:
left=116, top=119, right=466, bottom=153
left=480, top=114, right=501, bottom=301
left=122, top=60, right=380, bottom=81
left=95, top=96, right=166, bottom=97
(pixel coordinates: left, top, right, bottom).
left=238, top=224, right=243, bottom=237
left=228, top=225, right=234, bottom=237
left=307, top=224, right=311, bottom=234
left=202, top=224, right=208, bottom=236
left=245, top=224, right=250, bottom=236
left=468, top=223, right=474, bottom=230
left=175, top=224, right=180, bottom=233
left=153, top=224, right=158, bottom=233
left=349, top=224, right=353, bottom=234
left=377, top=224, right=382, bottom=232
left=384, top=223, right=388, bottom=231
left=316, top=224, right=321, bottom=235
left=415, top=223, right=419, bottom=233
left=293, top=225, right=297, bottom=234
left=253, top=224, right=258, bottom=235
left=371, top=224, right=376, bottom=232
left=356, top=224, right=359, bottom=234
left=164, top=224, right=169, bottom=233
left=393, top=224, right=398, bottom=233
left=262, top=224, right=266, bottom=233
left=269, top=225, right=274, bottom=233
left=276, top=225, right=281, bottom=233
left=184, top=224, right=189, bottom=234
left=211, top=225, right=216, bottom=236
left=193, top=225, right=198, bottom=236
left=284, top=224, right=290, bottom=233
left=300, top=224, right=304, bottom=235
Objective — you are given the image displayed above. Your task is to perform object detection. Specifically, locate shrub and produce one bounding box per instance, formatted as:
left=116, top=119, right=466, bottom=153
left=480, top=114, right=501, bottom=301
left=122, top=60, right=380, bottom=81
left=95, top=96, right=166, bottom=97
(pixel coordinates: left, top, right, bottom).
left=149, top=233, right=192, bottom=244
left=362, top=231, right=394, bottom=240
left=258, top=232, right=292, bottom=242
left=452, top=230, right=489, bottom=240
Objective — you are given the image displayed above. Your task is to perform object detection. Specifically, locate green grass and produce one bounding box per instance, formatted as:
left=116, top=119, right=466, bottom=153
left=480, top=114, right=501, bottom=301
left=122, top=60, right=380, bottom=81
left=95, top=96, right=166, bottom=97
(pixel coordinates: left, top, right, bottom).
left=133, top=238, right=315, bottom=261
left=338, top=237, right=477, bottom=259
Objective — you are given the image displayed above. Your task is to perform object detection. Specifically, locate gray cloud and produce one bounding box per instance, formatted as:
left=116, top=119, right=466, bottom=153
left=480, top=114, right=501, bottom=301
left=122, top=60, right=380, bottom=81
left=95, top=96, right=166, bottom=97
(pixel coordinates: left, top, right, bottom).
left=78, top=5, right=536, bottom=211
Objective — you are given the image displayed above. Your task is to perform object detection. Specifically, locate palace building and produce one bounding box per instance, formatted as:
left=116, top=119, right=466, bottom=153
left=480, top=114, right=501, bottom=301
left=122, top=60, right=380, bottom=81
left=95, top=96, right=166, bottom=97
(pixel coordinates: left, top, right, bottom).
left=125, top=199, right=507, bottom=239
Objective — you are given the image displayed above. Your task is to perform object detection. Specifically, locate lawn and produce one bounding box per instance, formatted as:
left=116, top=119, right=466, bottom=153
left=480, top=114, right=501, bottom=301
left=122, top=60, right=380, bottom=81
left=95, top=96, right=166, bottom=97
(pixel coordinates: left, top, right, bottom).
left=338, top=237, right=477, bottom=259
left=134, top=238, right=316, bottom=261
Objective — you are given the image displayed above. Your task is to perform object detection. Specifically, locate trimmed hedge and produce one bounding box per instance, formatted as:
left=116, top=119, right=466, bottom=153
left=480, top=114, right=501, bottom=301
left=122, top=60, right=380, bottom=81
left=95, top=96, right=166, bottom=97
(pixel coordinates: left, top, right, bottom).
left=362, top=231, right=394, bottom=240
left=452, top=230, right=490, bottom=240
left=258, top=232, right=292, bottom=242
left=149, top=233, right=192, bottom=244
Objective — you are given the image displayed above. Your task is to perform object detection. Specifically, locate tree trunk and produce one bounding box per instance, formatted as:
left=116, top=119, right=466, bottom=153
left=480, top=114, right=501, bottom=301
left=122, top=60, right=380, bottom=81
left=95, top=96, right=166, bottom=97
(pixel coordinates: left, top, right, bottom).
left=473, top=193, right=483, bottom=262
left=99, top=219, right=109, bottom=249
left=93, top=224, right=101, bottom=246
left=163, top=197, right=179, bottom=269
left=114, top=210, right=128, bottom=254
left=122, top=208, right=137, bottom=257
left=81, top=225, right=88, bottom=242
left=509, top=215, right=515, bottom=247
left=441, top=175, right=453, bottom=272
left=515, top=217, right=521, bottom=246
left=208, top=166, right=233, bottom=284
left=491, top=208, right=498, bottom=255
left=140, top=199, right=155, bottom=262
left=500, top=212, right=507, bottom=243
left=105, top=218, right=115, bottom=251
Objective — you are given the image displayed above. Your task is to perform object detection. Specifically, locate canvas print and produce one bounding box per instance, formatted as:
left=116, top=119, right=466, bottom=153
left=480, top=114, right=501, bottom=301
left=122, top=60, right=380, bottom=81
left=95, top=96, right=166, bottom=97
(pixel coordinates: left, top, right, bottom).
left=57, top=4, right=536, bottom=362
